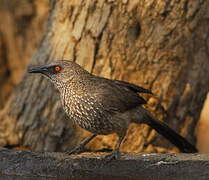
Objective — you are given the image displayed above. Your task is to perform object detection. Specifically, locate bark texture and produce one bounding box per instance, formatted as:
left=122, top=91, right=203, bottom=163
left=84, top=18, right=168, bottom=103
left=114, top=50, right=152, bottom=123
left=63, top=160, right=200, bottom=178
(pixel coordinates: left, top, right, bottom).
left=0, top=0, right=209, bottom=153
left=1, top=148, right=209, bottom=180
left=0, top=0, right=49, bottom=108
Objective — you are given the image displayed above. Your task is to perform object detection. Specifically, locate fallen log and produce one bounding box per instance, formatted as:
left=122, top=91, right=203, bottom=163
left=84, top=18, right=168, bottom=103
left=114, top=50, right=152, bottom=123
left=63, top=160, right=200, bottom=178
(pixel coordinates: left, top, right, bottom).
left=0, top=147, right=208, bottom=180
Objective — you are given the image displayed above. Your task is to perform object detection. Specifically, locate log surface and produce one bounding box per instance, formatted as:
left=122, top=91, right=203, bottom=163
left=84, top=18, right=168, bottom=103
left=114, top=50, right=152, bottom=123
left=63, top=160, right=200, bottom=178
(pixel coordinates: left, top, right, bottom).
left=0, top=148, right=208, bottom=180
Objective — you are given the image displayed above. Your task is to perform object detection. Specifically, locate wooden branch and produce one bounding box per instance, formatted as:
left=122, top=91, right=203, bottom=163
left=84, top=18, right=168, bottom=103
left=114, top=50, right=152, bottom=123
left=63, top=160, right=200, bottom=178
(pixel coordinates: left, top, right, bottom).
left=0, top=148, right=208, bottom=180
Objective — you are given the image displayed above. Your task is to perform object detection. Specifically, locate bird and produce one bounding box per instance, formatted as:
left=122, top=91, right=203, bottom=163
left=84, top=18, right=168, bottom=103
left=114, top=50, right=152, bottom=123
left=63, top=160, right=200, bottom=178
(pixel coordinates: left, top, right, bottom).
left=28, top=60, right=197, bottom=159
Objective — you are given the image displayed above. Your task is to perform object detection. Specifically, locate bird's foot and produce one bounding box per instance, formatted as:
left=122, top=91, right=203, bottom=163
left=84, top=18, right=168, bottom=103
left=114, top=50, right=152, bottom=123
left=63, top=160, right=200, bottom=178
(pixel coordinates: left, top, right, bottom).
left=102, top=150, right=120, bottom=164
left=58, top=146, right=88, bottom=167
left=66, top=145, right=87, bottom=155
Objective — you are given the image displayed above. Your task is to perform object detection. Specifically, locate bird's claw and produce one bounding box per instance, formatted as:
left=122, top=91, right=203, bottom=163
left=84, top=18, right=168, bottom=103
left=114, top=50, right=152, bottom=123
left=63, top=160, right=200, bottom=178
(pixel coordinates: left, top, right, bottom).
left=102, top=150, right=120, bottom=164
left=66, top=145, right=85, bottom=155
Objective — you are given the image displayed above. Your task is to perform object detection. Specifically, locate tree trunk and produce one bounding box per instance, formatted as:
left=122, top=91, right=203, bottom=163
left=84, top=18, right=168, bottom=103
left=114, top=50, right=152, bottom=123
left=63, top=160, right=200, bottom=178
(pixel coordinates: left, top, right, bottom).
left=0, top=0, right=208, bottom=153
left=0, top=0, right=49, bottom=108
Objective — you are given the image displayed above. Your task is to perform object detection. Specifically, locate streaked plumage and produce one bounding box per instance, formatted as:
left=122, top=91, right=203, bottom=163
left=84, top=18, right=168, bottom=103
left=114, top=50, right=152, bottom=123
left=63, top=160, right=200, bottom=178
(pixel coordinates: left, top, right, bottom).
left=28, top=60, right=197, bottom=159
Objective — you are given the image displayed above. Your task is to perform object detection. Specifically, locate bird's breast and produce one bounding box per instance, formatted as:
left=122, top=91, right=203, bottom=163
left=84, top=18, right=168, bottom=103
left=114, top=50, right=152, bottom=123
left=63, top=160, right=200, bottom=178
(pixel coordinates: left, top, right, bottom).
left=60, top=89, right=116, bottom=134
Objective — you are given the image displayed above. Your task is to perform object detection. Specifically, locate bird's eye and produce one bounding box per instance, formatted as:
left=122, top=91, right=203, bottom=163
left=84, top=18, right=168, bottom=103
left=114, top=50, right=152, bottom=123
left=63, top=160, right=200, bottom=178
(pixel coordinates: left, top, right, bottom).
left=54, top=66, right=62, bottom=72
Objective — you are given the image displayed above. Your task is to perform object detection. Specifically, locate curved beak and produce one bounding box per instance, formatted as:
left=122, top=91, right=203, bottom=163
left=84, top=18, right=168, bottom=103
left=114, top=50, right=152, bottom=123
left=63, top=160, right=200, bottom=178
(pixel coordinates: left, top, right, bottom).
left=28, top=66, right=48, bottom=74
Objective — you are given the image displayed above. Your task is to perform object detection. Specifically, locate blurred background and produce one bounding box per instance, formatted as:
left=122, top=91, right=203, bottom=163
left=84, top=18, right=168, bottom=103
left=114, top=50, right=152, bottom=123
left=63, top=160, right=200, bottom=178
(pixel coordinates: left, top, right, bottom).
left=0, top=0, right=48, bottom=108
left=0, top=0, right=209, bottom=153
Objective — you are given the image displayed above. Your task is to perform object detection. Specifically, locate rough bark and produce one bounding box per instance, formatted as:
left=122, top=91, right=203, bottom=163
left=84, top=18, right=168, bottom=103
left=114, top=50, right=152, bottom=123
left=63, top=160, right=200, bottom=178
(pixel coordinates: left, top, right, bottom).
left=0, top=0, right=49, bottom=108
left=0, top=0, right=209, bottom=153
left=1, top=148, right=209, bottom=180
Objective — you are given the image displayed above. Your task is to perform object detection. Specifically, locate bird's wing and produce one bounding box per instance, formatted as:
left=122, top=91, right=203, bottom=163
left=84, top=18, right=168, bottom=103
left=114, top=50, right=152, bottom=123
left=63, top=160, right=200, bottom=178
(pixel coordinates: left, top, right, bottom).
left=86, top=76, right=151, bottom=113
left=112, top=79, right=152, bottom=94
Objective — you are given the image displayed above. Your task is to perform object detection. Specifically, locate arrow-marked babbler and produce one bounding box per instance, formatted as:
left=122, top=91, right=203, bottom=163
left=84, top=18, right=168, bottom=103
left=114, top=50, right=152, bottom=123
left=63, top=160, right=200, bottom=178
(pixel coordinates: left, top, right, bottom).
left=28, top=60, right=197, bottom=159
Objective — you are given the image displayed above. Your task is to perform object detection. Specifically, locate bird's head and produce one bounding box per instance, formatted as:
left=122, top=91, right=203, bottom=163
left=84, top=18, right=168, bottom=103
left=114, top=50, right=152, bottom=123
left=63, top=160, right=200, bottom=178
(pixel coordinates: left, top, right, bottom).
left=28, top=60, right=90, bottom=87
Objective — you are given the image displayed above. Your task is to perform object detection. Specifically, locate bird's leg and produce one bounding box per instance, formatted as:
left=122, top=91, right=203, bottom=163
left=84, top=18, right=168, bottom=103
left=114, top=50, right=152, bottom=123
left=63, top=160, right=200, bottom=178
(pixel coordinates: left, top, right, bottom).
left=67, top=134, right=97, bottom=155
left=103, top=133, right=125, bottom=160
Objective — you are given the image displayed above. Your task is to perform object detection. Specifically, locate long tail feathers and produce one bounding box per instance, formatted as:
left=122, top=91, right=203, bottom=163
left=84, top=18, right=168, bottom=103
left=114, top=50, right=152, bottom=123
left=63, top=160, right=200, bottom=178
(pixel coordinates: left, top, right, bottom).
left=144, top=112, right=198, bottom=153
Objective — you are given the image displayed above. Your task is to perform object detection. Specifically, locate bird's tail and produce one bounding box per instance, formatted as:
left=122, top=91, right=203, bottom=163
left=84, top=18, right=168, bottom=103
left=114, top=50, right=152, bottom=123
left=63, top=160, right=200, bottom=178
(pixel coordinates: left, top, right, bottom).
left=138, top=109, right=197, bottom=153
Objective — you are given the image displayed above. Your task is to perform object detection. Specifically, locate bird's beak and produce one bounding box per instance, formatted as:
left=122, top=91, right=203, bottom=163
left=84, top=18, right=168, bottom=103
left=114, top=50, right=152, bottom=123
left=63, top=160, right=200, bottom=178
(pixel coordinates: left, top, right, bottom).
left=28, top=66, right=48, bottom=74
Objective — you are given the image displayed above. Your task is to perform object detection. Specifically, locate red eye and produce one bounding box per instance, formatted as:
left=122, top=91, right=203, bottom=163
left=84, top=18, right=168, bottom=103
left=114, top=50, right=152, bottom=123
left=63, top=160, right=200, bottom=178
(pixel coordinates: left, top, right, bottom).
left=54, top=66, right=61, bottom=72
